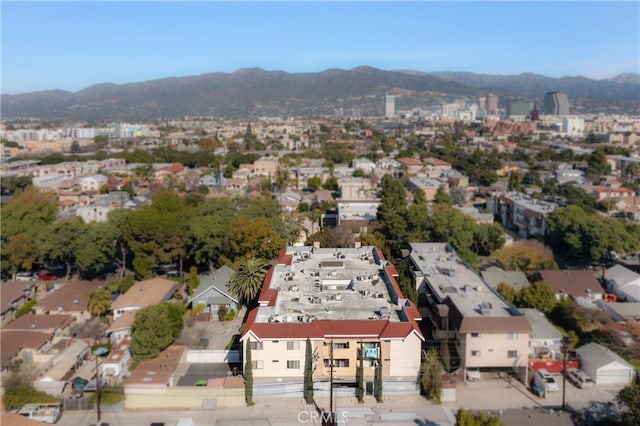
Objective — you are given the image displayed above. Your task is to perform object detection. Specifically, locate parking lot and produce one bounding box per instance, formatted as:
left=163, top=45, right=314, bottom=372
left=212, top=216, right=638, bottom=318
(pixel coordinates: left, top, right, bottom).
left=452, top=372, right=625, bottom=413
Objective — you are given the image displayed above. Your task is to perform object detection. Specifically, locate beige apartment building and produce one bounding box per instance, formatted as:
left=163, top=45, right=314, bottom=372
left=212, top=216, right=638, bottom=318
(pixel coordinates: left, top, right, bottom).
left=407, top=242, right=531, bottom=383
left=241, top=245, right=424, bottom=398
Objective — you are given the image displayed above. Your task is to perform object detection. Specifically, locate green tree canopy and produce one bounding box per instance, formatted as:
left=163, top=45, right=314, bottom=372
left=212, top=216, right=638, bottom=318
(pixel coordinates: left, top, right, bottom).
left=87, top=287, right=111, bottom=317
left=515, top=281, right=557, bottom=313
left=130, top=304, right=181, bottom=364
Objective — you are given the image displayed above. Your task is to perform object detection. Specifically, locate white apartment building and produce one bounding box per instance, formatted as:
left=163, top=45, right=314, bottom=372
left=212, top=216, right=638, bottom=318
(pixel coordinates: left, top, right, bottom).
left=241, top=246, right=424, bottom=398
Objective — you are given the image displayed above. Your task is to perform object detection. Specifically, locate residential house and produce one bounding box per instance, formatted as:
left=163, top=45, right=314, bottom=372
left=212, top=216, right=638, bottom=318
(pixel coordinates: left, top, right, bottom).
left=253, top=156, right=280, bottom=177
left=600, top=302, right=640, bottom=322
left=154, top=163, right=185, bottom=181
left=105, top=311, right=137, bottom=343
left=241, top=246, right=424, bottom=397
left=407, top=242, right=531, bottom=382
left=535, top=270, right=604, bottom=301
left=111, top=278, right=178, bottom=320
left=79, top=174, right=108, bottom=192
left=187, top=266, right=238, bottom=320
left=576, top=342, right=635, bottom=385
left=351, top=158, right=376, bottom=174
left=396, top=157, right=423, bottom=175
left=520, top=309, right=564, bottom=360
left=34, top=282, right=107, bottom=321
left=276, top=190, right=302, bottom=212
left=605, top=264, right=640, bottom=302
left=3, top=314, right=75, bottom=337
left=1, top=282, right=36, bottom=326
left=101, top=338, right=132, bottom=385
left=0, top=331, right=54, bottom=372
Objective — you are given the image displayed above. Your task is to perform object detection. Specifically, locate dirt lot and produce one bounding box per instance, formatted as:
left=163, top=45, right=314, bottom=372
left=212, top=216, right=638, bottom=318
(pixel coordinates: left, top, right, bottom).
left=175, top=308, right=245, bottom=350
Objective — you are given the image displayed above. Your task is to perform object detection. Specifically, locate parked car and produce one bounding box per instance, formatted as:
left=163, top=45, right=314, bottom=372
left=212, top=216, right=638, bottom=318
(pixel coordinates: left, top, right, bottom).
left=535, top=368, right=560, bottom=392
left=38, top=271, right=57, bottom=281
left=166, top=270, right=182, bottom=278
left=15, top=272, right=38, bottom=281
left=466, top=368, right=481, bottom=382
left=566, top=368, right=594, bottom=389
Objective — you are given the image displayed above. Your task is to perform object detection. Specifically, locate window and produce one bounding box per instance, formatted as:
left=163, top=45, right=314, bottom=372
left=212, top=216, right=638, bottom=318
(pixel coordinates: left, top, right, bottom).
left=507, top=350, right=518, bottom=358
left=324, top=359, right=350, bottom=368
left=287, top=360, right=300, bottom=369
left=507, top=333, right=518, bottom=340
left=251, top=360, right=263, bottom=369
left=287, top=341, right=300, bottom=350
left=471, top=332, right=480, bottom=338
left=250, top=341, right=263, bottom=350
left=471, top=350, right=481, bottom=357
left=333, top=342, right=349, bottom=349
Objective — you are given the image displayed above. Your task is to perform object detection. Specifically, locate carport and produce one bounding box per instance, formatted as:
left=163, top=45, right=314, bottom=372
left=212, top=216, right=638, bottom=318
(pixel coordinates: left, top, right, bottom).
left=576, top=342, right=634, bottom=385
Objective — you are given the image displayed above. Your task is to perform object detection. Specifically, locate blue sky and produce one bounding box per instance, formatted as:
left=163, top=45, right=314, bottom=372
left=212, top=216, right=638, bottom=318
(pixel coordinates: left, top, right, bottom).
left=2, top=1, right=639, bottom=94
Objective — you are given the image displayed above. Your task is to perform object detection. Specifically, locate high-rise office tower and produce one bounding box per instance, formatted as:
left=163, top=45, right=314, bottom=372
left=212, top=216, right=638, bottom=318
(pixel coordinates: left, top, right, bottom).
left=385, top=95, right=395, bottom=118
left=478, top=97, right=487, bottom=112
left=487, top=93, right=498, bottom=114
left=543, top=92, right=570, bottom=115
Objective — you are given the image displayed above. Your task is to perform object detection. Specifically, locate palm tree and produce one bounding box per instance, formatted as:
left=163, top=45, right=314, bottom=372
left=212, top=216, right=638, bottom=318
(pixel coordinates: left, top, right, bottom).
left=229, top=257, right=269, bottom=306
left=87, top=287, right=112, bottom=317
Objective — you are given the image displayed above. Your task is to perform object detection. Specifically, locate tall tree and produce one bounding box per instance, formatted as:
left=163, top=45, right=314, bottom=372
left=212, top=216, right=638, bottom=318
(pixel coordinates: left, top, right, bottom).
left=356, top=342, right=365, bottom=403
left=75, top=221, right=117, bottom=278
left=375, top=351, right=383, bottom=403
left=377, top=175, right=408, bottom=255
left=229, top=258, right=269, bottom=306
left=38, top=217, right=85, bottom=278
left=3, top=234, right=37, bottom=278
left=245, top=339, right=254, bottom=406
left=304, top=338, right=314, bottom=404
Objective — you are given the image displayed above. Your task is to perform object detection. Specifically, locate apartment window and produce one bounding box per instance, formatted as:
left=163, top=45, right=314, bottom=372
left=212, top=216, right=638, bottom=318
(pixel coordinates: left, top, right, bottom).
left=333, top=342, right=349, bottom=349
left=507, top=333, right=518, bottom=340
left=287, top=360, right=301, bottom=369
left=507, top=350, right=518, bottom=358
left=471, top=332, right=480, bottom=338
left=251, top=360, right=264, bottom=369
left=324, top=359, right=350, bottom=368
left=250, top=341, right=263, bottom=350
left=287, top=341, right=300, bottom=350
left=471, top=350, right=481, bottom=357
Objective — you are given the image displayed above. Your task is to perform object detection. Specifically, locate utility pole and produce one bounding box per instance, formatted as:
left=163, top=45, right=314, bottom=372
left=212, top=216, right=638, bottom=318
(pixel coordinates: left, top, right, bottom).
left=562, top=342, right=568, bottom=410
left=326, top=339, right=335, bottom=426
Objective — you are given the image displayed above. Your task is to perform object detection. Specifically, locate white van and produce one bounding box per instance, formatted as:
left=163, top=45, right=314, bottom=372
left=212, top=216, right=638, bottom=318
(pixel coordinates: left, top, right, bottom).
left=535, top=368, right=560, bottom=393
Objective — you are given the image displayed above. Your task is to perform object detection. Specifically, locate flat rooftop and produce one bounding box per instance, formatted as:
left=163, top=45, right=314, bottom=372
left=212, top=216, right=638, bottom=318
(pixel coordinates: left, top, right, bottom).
left=409, top=242, right=516, bottom=318
left=254, top=246, right=407, bottom=324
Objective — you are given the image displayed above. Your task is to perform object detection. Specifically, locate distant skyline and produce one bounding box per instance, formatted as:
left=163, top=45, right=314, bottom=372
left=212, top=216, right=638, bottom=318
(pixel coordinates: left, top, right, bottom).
left=1, top=1, right=639, bottom=95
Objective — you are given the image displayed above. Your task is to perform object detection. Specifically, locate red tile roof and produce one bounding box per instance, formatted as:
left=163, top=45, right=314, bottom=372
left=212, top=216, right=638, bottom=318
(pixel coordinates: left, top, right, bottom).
left=396, top=157, right=423, bottom=167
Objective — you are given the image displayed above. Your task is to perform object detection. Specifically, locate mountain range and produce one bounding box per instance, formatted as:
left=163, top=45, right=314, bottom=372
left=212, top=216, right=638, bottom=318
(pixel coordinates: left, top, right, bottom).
left=2, top=66, right=639, bottom=121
